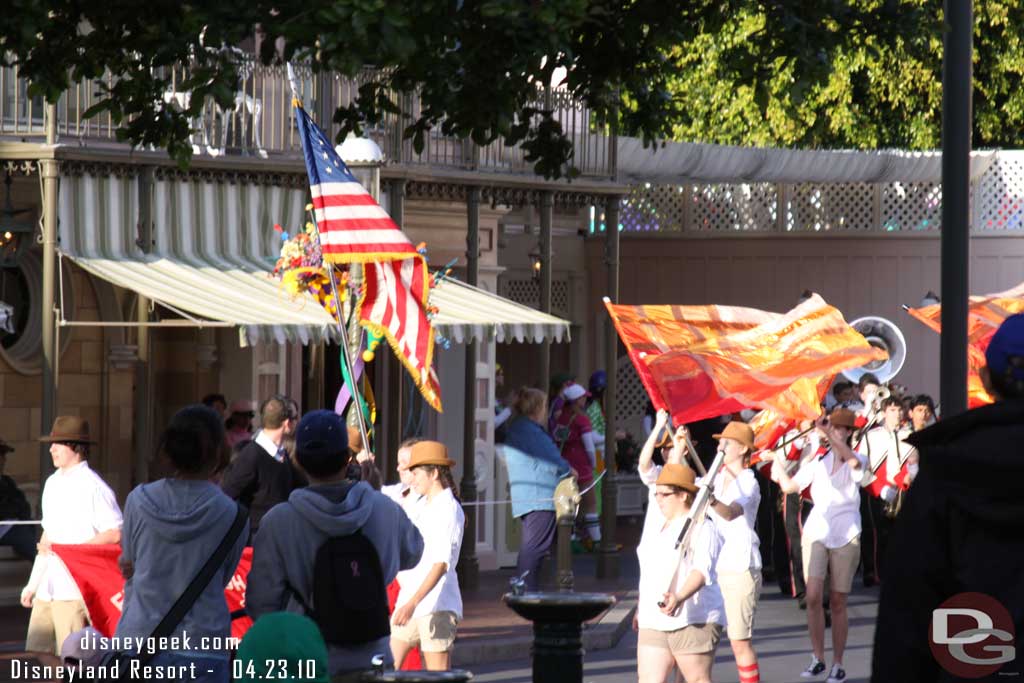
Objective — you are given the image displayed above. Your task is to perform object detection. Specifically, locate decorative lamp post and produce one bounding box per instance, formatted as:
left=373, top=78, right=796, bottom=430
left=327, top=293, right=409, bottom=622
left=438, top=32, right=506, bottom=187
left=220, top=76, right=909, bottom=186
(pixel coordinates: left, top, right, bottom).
left=337, top=134, right=384, bottom=201
left=0, top=172, right=35, bottom=269
left=501, top=479, right=615, bottom=683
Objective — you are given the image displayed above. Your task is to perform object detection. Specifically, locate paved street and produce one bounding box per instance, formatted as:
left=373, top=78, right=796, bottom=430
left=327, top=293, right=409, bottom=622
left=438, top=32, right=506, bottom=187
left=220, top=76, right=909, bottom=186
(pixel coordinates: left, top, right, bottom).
left=470, top=586, right=880, bottom=683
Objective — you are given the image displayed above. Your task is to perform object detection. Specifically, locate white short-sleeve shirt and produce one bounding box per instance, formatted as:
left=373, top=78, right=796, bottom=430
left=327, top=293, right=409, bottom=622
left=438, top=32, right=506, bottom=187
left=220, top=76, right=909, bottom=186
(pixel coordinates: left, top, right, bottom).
left=709, top=468, right=762, bottom=574
left=39, top=461, right=122, bottom=601
left=396, top=487, right=465, bottom=619
left=636, top=516, right=725, bottom=631
left=638, top=464, right=665, bottom=547
left=791, top=449, right=867, bottom=549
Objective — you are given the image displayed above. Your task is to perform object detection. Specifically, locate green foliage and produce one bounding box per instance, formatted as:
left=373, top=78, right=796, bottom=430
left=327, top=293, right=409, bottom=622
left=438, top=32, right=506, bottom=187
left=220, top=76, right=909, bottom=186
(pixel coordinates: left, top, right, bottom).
left=1, top=1, right=940, bottom=176
left=667, top=2, right=1024, bottom=151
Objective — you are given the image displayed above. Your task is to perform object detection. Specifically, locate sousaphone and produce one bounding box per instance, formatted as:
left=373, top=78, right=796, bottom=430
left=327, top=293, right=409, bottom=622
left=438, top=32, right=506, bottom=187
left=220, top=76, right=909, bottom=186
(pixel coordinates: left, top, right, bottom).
left=842, top=316, right=907, bottom=384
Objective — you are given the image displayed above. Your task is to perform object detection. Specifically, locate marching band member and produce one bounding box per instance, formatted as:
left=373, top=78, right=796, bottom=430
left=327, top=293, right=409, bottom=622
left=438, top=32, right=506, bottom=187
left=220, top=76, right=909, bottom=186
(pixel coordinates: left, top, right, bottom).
left=766, top=421, right=821, bottom=608
left=858, top=397, right=918, bottom=583
left=637, top=463, right=725, bottom=683
left=705, top=422, right=762, bottom=683
left=772, top=408, right=866, bottom=683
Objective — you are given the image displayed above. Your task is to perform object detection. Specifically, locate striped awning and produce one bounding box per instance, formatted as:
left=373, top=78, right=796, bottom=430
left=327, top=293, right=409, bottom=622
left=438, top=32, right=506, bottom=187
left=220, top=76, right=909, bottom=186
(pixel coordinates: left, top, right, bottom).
left=58, top=172, right=339, bottom=345
left=430, top=279, right=571, bottom=344
left=57, top=172, right=571, bottom=345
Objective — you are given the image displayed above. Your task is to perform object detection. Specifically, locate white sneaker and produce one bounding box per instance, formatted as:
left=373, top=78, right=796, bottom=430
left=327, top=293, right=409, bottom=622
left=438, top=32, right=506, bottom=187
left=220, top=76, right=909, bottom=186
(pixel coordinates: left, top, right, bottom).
left=801, top=657, right=826, bottom=678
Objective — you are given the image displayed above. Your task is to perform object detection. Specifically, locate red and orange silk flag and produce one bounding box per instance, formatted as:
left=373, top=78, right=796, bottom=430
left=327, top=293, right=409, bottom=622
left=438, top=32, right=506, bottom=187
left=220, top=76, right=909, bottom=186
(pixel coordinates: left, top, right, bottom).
left=605, top=293, right=886, bottom=426
left=905, top=294, right=1024, bottom=407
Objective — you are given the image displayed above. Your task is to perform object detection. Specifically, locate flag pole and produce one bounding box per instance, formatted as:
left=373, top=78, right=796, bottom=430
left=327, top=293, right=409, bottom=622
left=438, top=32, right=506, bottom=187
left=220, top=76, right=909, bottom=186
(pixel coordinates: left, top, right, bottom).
left=288, top=66, right=372, bottom=455
left=307, top=206, right=372, bottom=456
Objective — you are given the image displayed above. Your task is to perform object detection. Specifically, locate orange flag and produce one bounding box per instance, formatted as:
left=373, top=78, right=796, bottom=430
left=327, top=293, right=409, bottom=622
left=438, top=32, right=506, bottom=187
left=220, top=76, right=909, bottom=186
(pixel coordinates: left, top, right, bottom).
left=605, top=294, right=886, bottom=425
left=905, top=294, right=1024, bottom=407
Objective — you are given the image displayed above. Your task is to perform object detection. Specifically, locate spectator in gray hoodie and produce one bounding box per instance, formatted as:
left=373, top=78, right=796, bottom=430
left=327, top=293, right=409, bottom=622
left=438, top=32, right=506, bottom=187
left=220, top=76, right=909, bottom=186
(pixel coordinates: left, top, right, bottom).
left=116, top=405, right=248, bottom=683
left=246, top=410, right=424, bottom=679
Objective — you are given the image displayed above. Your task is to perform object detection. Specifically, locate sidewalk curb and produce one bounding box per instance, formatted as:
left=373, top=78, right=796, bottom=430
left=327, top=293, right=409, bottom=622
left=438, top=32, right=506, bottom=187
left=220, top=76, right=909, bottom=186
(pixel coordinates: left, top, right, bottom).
left=452, top=592, right=638, bottom=668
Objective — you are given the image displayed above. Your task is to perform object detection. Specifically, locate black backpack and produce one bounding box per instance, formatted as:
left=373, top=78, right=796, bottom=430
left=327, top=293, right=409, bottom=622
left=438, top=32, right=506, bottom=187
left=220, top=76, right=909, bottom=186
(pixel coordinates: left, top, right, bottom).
left=289, top=531, right=390, bottom=646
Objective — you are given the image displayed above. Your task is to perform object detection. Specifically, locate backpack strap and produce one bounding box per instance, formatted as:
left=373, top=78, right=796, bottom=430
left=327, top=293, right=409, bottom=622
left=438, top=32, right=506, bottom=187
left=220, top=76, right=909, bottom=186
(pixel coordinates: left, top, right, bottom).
left=137, top=503, right=247, bottom=666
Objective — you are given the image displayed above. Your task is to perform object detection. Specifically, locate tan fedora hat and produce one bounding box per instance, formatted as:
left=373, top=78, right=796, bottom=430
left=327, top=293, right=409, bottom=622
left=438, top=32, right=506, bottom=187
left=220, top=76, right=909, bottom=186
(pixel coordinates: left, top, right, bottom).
left=407, top=440, right=455, bottom=469
left=713, top=421, right=755, bottom=451
left=828, top=408, right=857, bottom=429
left=39, top=416, right=97, bottom=445
left=655, top=463, right=699, bottom=493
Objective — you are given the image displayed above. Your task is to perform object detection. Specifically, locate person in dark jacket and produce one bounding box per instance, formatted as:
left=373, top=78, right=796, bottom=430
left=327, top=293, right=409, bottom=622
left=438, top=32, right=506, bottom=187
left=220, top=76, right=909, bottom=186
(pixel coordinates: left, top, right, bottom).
left=871, top=313, right=1024, bottom=682
left=220, top=395, right=303, bottom=537
left=502, top=387, right=574, bottom=590
left=0, top=441, right=35, bottom=561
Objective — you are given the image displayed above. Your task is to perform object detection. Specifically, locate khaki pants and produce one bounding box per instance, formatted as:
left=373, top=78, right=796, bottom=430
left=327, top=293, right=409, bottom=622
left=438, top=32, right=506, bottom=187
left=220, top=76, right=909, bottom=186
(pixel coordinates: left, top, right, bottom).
left=26, top=599, right=90, bottom=655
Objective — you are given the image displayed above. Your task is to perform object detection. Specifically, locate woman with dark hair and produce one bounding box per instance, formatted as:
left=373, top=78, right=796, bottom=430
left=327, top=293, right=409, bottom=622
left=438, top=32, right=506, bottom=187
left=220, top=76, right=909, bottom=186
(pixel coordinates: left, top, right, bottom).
left=390, top=441, right=465, bottom=671
left=502, top=387, right=574, bottom=590
left=115, top=405, right=248, bottom=683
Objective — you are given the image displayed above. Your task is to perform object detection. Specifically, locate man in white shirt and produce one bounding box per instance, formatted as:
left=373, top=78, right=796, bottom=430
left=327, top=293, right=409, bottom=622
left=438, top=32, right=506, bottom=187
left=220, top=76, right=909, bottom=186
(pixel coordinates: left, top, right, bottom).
left=22, top=417, right=122, bottom=655
left=381, top=438, right=423, bottom=514
left=772, top=408, right=865, bottom=683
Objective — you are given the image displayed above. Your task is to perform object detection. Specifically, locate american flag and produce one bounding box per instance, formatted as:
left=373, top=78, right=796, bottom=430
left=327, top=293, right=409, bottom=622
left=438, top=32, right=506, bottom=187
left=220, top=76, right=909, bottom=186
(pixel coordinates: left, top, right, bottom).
left=294, top=103, right=441, bottom=412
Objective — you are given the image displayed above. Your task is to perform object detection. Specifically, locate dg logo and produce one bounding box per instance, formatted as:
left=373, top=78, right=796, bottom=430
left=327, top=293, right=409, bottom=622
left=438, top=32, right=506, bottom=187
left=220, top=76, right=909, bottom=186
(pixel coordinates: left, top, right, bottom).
left=930, top=592, right=1017, bottom=678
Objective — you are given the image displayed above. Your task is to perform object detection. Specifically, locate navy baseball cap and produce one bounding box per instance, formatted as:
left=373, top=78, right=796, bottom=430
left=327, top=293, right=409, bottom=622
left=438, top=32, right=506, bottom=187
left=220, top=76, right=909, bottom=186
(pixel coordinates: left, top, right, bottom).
left=295, top=410, right=348, bottom=460
left=986, top=313, right=1024, bottom=378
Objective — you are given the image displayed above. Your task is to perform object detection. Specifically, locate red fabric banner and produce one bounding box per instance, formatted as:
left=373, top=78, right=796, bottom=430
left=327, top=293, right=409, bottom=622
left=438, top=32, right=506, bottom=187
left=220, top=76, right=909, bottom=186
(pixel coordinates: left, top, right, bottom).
left=50, top=544, right=421, bottom=669
left=50, top=544, right=252, bottom=640
left=606, top=293, right=886, bottom=425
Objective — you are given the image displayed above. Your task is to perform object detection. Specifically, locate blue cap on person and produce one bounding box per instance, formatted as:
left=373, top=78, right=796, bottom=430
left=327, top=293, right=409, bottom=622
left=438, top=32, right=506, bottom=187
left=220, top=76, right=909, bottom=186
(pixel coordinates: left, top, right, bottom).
left=295, top=409, right=348, bottom=459
left=235, top=613, right=329, bottom=683
left=986, top=313, right=1024, bottom=378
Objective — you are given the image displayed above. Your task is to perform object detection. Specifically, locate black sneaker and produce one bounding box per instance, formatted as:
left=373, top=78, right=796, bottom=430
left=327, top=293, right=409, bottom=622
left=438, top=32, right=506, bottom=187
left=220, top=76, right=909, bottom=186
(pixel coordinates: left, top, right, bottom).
left=827, top=665, right=847, bottom=682
left=801, top=658, right=826, bottom=678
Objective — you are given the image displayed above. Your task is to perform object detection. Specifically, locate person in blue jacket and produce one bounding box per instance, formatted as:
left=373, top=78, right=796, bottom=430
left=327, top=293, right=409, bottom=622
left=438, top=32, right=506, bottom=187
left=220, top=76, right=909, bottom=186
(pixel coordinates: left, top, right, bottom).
left=502, top=387, right=575, bottom=591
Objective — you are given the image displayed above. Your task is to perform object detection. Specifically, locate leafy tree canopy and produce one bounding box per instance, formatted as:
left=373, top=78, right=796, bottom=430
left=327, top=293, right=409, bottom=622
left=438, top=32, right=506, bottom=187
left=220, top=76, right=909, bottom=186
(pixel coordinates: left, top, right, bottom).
left=2, top=1, right=929, bottom=178
left=668, top=2, right=1024, bottom=151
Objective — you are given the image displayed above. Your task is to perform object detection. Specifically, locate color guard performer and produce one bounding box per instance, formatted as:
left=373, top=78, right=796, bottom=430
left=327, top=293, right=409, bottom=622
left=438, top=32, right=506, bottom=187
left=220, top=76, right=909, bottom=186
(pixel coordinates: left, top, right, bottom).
left=637, top=463, right=725, bottom=683
left=772, top=408, right=866, bottom=683
left=705, top=422, right=763, bottom=683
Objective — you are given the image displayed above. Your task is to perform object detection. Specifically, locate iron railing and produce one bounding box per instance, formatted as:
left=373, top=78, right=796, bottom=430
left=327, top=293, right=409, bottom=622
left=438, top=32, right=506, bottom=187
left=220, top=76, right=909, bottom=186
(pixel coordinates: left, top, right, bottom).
left=1, top=55, right=615, bottom=178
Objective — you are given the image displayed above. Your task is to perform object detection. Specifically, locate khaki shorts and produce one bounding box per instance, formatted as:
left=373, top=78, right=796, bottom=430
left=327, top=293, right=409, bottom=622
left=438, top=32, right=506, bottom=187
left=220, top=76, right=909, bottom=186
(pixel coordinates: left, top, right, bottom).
left=802, top=536, right=860, bottom=594
left=718, top=569, right=762, bottom=640
left=390, top=611, right=459, bottom=653
left=26, top=599, right=90, bottom=655
left=637, top=623, right=723, bottom=655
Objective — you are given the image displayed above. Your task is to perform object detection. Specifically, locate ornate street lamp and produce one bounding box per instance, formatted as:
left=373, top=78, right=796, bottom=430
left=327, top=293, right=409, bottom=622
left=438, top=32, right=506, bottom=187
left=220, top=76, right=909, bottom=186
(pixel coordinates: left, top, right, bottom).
left=0, top=172, right=35, bottom=269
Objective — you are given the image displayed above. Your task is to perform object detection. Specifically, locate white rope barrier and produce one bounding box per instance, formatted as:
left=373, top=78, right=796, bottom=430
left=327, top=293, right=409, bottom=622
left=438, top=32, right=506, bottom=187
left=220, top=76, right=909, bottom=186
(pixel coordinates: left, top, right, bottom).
left=458, top=471, right=607, bottom=507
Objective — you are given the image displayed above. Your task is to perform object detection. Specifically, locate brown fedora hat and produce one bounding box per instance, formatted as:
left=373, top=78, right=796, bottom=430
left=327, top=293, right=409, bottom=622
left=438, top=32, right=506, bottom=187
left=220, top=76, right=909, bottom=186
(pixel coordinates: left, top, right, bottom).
left=655, top=463, right=699, bottom=493
left=407, top=440, right=455, bottom=469
left=828, top=408, right=857, bottom=429
left=39, top=416, right=97, bottom=445
left=713, top=421, right=756, bottom=451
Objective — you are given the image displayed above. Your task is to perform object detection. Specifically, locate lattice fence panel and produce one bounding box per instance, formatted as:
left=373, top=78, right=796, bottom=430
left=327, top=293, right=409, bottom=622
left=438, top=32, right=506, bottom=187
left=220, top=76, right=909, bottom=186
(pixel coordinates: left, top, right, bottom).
left=620, top=184, right=686, bottom=232
left=880, top=182, right=942, bottom=232
left=689, top=183, right=778, bottom=232
left=615, top=354, right=649, bottom=438
left=976, top=153, right=1024, bottom=231
left=500, top=278, right=570, bottom=317
left=785, top=183, right=875, bottom=232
